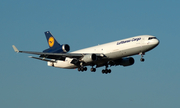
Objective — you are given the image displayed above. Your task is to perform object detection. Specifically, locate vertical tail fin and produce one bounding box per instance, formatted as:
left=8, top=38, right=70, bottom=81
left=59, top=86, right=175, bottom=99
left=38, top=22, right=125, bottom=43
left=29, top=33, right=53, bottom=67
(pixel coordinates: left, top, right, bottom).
left=43, top=31, right=70, bottom=53
left=45, top=31, right=61, bottom=48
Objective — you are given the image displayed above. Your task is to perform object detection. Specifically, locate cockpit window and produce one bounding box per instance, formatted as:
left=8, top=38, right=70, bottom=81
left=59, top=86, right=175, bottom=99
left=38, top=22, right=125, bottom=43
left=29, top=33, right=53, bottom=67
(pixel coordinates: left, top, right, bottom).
left=148, top=37, right=157, bottom=40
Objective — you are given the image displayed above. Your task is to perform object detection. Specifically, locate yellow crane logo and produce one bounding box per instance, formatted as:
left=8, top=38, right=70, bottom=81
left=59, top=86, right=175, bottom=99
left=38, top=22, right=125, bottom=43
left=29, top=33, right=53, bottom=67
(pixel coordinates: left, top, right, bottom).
left=48, top=37, right=54, bottom=47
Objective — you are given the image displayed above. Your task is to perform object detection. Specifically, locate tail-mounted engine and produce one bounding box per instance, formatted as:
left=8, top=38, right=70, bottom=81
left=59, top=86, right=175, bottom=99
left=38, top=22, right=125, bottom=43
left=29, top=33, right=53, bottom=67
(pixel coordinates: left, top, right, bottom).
left=43, top=44, right=70, bottom=53
left=61, top=44, right=70, bottom=53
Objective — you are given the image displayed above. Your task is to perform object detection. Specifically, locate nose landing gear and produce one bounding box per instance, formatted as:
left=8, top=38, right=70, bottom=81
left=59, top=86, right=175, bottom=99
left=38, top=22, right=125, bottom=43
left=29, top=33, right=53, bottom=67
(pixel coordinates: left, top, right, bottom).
left=139, top=52, right=145, bottom=62
left=140, top=58, right=145, bottom=62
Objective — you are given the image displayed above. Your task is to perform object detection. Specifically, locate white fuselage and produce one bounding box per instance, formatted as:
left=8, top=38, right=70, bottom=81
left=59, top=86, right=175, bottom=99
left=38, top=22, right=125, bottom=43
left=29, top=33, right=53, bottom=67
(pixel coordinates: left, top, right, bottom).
left=47, top=35, right=159, bottom=69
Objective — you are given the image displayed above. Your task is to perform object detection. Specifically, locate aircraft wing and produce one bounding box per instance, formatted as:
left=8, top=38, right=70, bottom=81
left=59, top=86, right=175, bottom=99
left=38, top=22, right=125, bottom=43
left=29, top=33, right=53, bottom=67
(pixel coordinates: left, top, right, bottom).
left=12, top=45, right=105, bottom=59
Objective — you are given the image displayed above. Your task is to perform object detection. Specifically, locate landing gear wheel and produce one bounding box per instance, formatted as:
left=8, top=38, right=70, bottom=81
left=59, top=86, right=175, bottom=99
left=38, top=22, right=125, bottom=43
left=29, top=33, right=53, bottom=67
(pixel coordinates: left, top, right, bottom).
left=78, top=68, right=81, bottom=71
left=102, top=69, right=111, bottom=74
left=84, top=67, right=87, bottom=71
left=80, top=67, right=84, bottom=72
left=102, top=69, right=105, bottom=74
left=91, top=68, right=96, bottom=72
left=108, top=69, right=111, bottom=73
left=140, top=58, right=145, bottom=62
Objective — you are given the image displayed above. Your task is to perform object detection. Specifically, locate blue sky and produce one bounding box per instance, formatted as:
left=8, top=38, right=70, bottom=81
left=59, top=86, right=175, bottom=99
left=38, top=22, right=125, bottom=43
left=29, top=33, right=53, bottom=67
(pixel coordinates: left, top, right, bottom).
left=1, top=0, right=180, bottom=108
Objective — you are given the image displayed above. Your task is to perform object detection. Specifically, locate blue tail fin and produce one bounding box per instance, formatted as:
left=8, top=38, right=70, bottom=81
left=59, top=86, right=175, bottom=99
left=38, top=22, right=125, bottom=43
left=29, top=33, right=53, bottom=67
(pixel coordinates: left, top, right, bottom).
left=45, top=31, right=61, bottom=48
left=43, top=31, right=70, bottom=53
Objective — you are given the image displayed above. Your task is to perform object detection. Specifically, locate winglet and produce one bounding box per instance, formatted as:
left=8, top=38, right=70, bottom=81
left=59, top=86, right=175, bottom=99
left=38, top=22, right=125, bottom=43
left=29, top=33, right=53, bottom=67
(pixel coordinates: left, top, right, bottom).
left=12, top=45, right=19, bottom=53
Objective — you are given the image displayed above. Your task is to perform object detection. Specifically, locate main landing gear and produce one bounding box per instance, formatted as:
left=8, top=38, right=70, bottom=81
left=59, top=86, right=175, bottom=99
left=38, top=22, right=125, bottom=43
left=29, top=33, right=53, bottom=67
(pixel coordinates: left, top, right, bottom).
left=77, top=62, right=112, bottom=74
left=78, top=66, right=112, bottom=74
left=78, top=67, right=96, bottom=72
left=78, top=62, right=96, bottom=72
left=102, top=69, right=111, bottom=74
left=78, top=62, right=87, bottom=72
left=102, top=65, right=111, bottom=74
left=78, top=67, right=87, bottom=72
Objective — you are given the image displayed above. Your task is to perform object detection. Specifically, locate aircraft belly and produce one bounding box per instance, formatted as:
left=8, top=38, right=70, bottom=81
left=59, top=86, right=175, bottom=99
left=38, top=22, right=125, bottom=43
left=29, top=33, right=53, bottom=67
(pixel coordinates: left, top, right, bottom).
left=48, top=61, right=77, bottom=69
left=90, top=59, right=109, bottom=68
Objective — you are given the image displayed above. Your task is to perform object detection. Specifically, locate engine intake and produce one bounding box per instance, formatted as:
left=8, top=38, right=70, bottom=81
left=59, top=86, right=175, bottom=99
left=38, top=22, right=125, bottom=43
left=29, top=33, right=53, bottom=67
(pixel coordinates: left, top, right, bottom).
left=81, top=54, right=97, bottom=63
left=62, top=44, right=70, bottom=53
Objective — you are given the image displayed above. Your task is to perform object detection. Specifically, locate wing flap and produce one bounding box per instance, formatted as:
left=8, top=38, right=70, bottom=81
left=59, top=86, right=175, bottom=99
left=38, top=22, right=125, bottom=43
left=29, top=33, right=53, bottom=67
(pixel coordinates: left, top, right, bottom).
left=29, top=56, right=56, bottom=62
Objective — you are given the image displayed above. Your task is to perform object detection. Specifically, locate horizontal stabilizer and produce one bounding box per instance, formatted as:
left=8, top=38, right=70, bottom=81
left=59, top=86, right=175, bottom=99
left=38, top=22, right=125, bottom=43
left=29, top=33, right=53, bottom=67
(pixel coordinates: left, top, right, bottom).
left=29, top=56, right=56, bottom=62
left=12, top=45, right=19, bottom=53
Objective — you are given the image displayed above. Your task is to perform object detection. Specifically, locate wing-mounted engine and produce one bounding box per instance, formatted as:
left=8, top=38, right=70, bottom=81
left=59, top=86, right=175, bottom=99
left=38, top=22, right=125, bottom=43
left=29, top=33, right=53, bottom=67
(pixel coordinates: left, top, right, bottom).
left=110, top=57, right=135, bottom=66
left=81, top=54, right=97, bottom=63
left=70, top=54, right=97, bottom=66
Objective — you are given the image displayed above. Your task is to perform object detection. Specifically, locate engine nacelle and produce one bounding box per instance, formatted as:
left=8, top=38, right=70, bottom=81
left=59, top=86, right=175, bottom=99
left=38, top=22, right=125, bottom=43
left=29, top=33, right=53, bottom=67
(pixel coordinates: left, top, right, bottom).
left=61, top=44, right=70, bottom=53
left=43, top=44, right=70, bottom=53
left=114, top=57, right=135, bottom=66
left=81, top=54, right=97, bottom=63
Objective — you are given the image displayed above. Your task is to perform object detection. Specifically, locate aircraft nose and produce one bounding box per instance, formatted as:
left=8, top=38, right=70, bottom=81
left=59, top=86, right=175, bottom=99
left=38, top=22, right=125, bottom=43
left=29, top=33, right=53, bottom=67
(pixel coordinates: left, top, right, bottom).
left=156, top=39, right=160, bottom=45
left=153, top=38, right=160, bottom=45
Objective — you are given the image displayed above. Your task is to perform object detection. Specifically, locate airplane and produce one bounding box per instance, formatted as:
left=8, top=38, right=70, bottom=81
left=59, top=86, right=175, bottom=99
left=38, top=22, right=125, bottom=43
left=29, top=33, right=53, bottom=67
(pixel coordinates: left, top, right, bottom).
left=12, top=31, right=160, bottom=74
